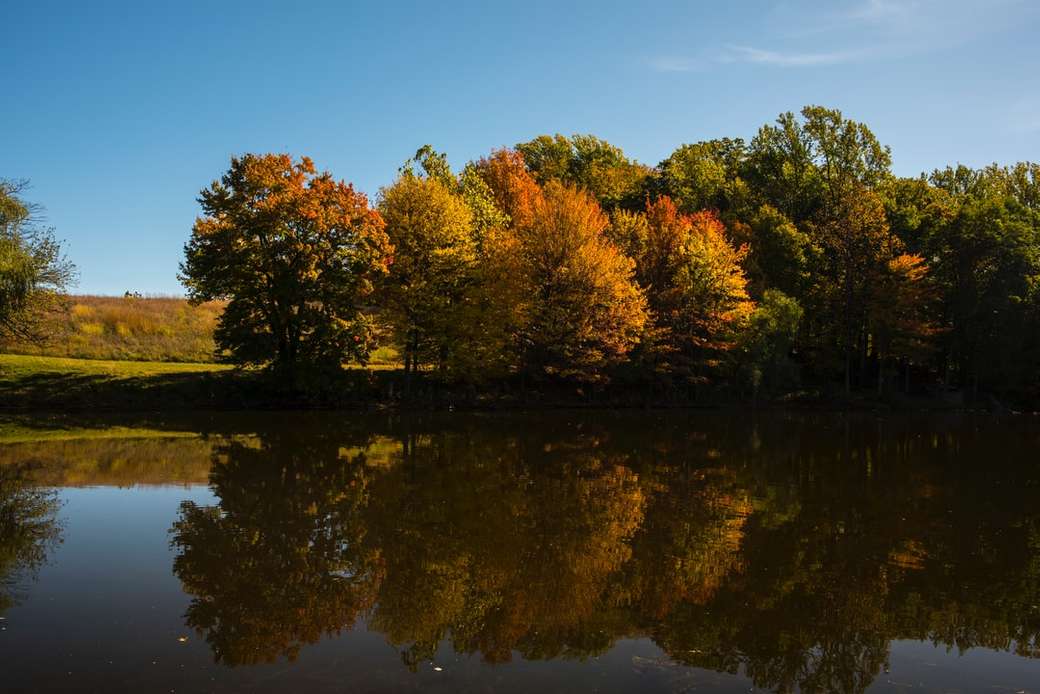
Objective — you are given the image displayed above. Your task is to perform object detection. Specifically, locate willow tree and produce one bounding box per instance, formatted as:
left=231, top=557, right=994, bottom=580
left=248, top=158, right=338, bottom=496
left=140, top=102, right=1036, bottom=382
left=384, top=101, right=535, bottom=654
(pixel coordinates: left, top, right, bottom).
left=180, top=154, right=392, bottom=382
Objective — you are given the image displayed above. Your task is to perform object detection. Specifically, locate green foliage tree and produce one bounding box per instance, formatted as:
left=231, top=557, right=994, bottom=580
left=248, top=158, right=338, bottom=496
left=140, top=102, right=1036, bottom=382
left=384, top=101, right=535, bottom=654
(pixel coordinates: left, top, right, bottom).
left=880, top=175, right=957, bottom=254
left=807, top=185, right=903, bottom=392
left=516, top=134, right=650, bottom=211
left=737, top=289, right=803, bottom=397
left=935, top=194, right=1040, bottom=395
left=0, top=179, right=75, bottom=341
left=180, top=154, right=392, bottom=383
left=730, top=204, right=815, bottom=299
left=746, top=105, right=892, bottom=222
left=656, top=138, right=749, bottom=214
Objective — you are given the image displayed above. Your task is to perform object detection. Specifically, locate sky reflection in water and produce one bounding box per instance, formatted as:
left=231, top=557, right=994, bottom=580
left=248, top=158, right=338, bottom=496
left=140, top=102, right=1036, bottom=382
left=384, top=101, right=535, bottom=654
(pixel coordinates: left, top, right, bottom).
left=1, top=412, right=1038, bottom=693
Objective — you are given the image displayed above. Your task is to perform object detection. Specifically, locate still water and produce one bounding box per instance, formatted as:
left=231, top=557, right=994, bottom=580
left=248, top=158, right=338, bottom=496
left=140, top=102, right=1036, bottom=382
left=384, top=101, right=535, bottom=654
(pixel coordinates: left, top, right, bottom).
left=1, top=411, right=1038, bottom=693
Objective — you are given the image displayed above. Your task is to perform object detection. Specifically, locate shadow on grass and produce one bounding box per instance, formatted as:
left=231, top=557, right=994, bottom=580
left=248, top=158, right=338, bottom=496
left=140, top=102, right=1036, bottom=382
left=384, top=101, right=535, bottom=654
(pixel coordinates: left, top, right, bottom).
left=0, top=366, right=397, bottom=416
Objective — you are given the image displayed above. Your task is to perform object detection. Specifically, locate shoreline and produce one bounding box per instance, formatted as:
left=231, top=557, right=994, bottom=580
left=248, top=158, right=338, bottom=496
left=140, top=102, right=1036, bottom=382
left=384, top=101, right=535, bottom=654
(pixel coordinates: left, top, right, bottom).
left=2, top=353, right=1034, bottom=416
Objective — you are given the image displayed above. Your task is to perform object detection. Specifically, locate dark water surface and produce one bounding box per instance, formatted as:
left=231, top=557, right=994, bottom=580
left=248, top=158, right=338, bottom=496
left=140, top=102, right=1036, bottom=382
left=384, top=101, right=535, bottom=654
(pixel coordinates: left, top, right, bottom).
left=1, top=411, right=1039, bottom=693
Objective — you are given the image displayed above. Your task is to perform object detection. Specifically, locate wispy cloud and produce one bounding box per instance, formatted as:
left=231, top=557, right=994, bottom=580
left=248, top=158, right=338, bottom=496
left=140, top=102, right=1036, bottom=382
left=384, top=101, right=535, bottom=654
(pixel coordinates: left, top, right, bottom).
left=647, top=44, right=869, bottom=73
left=721, top=45, right=867, bottom=67
left=648, top=0, right=1035, bottom=74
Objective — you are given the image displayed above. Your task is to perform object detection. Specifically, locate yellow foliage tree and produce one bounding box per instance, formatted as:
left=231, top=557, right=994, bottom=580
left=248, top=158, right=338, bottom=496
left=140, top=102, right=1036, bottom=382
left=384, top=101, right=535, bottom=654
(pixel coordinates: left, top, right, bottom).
left=489, top=181, right=647, bottom=381
left=378, top=174, right=477, bottom=380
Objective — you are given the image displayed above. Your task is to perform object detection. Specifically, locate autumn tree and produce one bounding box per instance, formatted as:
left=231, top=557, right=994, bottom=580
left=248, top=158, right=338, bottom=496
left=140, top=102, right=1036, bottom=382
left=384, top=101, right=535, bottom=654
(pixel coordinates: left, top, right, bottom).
left=386, top=146, right=515, bottom=382
left=472, top=149, right=543, bottom=228
left=611, top=197, right=753, bottom=381
left=870, top=253, right=939, bottom=394
left=378, top=169, right=477, bottom=381
left=670, top=211, right=755, bottom=380
left=490, top=181, right=647, bottom=381
left=0, top=179, right=74, bottom=341
left=180, top=154, right=392, bottom=383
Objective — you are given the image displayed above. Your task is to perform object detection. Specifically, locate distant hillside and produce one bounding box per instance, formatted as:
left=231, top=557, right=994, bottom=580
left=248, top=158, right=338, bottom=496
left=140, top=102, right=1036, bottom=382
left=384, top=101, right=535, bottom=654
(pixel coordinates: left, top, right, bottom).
left=1, top=295, right=223, bottom=363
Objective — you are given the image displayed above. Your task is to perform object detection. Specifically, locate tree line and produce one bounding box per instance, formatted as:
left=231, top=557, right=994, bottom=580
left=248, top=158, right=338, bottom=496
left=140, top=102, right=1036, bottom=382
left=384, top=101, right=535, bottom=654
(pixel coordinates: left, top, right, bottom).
left=9, top=104, right=1036, bottom=403
left=181, top=106, right=1040, bottom=403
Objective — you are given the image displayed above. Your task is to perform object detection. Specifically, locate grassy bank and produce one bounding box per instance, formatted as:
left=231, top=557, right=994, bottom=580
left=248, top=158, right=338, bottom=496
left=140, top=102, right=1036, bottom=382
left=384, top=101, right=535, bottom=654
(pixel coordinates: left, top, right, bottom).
left=0, top=294, right=404, bottom=366
left=0, top=295, right=224, bottom=362
left=0, top=353, right=240, bottom=411
left=0, top=353, right=392, bottom=411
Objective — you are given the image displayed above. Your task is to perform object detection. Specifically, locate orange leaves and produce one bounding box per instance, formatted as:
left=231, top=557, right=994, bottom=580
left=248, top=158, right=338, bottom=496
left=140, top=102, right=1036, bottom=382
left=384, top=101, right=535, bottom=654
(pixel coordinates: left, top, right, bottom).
left=472, top=149, right=543, bottom=229
left=183, top=153, right=394, bottom=371
left=871, top=252, right=940, bottom=362
left=887, top=252, right=930, bottom=283
left=487, top=180, right=647, bottom=380
left=607, top=195, right=754, bottom=376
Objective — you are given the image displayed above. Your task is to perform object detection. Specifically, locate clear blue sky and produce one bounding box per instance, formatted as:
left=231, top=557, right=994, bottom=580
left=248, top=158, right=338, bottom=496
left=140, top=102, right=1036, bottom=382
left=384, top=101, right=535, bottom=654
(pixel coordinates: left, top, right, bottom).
left=4, top=0, right=1038, bottom=295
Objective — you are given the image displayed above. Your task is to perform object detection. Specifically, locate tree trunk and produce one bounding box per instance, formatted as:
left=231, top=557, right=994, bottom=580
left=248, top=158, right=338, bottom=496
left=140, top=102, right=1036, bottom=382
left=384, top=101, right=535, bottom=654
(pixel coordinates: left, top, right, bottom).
left=877, top=354, right=884, bottom=397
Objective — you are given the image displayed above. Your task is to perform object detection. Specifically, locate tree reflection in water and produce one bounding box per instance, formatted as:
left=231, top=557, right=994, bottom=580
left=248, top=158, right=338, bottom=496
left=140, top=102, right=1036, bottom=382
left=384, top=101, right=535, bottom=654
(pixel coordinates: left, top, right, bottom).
left=169, top=414, right=1040, bottom=692
left=0, top=462, right=62, bottom=614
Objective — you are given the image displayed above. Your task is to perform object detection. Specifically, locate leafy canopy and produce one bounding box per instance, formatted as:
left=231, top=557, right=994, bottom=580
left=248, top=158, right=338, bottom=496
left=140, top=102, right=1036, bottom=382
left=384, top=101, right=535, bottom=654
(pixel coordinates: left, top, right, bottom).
left=180, top=154, right=392, bottom=377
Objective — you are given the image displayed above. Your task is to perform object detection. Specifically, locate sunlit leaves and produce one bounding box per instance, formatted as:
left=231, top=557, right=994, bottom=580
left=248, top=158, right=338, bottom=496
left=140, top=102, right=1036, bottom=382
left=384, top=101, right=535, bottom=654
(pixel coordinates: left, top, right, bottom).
left=491, top=181, right=648, bottom=381
left=181, top=154, right=392, bottom=379
left=0, top=180, right=74, bottom=341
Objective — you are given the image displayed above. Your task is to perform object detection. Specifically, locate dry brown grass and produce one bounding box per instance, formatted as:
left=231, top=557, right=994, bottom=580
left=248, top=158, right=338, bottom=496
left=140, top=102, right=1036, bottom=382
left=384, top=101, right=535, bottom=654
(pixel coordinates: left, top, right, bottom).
left=0, top=295, right=224, bottom=362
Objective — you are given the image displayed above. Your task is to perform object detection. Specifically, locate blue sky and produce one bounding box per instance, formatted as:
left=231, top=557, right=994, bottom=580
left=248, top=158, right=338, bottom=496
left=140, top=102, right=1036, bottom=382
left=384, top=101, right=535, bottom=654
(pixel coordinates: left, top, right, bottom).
left=3, top=0, right=1039, bottom=295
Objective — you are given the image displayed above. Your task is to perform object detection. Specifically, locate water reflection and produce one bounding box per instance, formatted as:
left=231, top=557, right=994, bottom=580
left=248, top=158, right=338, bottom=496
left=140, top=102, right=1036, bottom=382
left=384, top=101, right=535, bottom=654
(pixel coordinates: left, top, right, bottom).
left=0, top=462, right=62, bottom=613
left=162, top=414, right=1040, bottom=692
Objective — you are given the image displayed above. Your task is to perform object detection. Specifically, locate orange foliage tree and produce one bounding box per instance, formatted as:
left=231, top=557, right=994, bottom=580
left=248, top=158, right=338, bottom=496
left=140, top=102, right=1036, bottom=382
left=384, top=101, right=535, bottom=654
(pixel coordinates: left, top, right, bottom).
left=472, top=149, right=543, bottom=228
left=488, top=180, right=647, bottom=381
left=870, top=253, right=940, bottom=393
left=611, top=197, right=754, bottom=380
left=181, top=154, right=392, bottom=382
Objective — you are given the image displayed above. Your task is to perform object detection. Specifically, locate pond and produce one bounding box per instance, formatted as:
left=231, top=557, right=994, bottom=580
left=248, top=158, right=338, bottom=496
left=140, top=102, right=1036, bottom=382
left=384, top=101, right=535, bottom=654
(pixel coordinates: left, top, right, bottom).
left=1, top=411, right=1038, bottom=693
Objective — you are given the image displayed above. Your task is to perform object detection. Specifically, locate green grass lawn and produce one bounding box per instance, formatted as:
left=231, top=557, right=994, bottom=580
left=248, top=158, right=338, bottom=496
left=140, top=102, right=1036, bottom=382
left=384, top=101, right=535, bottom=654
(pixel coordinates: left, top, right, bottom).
left=0, top=352, right=400, bottom=412
left=0, top=353, right=239, bottom=411
left=0, top=353, right=231, bottom=379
